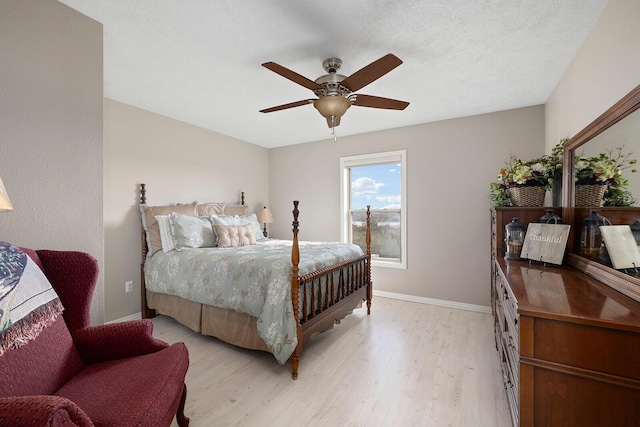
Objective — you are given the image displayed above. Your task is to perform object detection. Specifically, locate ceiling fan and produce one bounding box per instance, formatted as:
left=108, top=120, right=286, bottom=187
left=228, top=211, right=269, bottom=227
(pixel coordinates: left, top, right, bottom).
left=259, top=54, right=409, bottom=131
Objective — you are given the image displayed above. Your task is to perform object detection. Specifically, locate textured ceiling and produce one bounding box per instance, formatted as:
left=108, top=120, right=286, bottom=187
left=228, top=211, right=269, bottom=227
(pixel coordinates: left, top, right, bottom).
left=57, top=0, right=607, bottom=148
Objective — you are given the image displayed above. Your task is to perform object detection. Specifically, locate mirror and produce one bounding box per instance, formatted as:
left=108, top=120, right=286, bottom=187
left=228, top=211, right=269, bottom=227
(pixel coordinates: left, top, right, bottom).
left=563, top=84, right=640, bottom=302
left=573, top=107, right=640, bottom=203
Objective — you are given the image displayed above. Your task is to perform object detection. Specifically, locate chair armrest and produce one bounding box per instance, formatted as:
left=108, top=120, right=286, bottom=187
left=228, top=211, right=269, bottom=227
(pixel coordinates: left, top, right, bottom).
left=0, top=395, right=93, bottom=427
left=73, top=319, right=168, bottom=364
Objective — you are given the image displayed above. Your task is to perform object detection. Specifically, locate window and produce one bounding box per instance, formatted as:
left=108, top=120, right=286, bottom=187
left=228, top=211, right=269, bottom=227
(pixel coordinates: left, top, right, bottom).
left=340, top=150, right=407, bottom=269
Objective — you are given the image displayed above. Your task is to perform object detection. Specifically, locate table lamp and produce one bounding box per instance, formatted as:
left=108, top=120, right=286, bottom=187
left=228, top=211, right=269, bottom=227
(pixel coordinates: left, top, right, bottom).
left=257, top=206, right=273, bottom=238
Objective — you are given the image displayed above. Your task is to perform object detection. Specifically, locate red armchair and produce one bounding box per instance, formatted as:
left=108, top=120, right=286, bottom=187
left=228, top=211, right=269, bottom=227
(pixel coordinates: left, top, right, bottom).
left=0, top=249, right=190, bottom=426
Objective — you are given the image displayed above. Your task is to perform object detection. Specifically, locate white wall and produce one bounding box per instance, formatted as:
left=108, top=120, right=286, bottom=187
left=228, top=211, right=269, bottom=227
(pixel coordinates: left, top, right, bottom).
left=269, top=106, right=545, bottom=307
left=100, top=0, right=640, bottom=318
left=9, top=0, right=633, bottom=321
left=546, top=0, right=640, bottom=147
left=0, top=0, right=104, bottom=324
left=103, top=99, right=269, bottom=321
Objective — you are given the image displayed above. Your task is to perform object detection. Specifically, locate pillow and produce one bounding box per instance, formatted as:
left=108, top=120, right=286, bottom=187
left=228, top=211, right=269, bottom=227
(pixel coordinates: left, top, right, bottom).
left=169, top=212, right=216, bottom=250
left=155, top=215, right=175, bottom=253
left=196, top=202, right=225, bottom=216
left=223, top=205, right=249, bottom=216
left=141, top=204, right=197, bottom=255
left=213, top=224, right=256, bottom=248
left=211, top=213, right=265, bottom=240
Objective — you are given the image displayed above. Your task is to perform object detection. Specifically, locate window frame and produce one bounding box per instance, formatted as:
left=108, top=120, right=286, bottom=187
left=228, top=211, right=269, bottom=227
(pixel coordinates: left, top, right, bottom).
left=340, top=149, right=407, bottom=269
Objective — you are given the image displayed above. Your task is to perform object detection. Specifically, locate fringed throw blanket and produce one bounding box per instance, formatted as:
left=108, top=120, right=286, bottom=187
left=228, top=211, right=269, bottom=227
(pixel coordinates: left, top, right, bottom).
left=0, top=242, right=63, bottom=356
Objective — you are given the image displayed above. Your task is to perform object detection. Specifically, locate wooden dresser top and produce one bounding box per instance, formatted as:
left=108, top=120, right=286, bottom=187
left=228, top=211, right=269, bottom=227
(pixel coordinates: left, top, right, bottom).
left=496, top=257, right=640, bottom=333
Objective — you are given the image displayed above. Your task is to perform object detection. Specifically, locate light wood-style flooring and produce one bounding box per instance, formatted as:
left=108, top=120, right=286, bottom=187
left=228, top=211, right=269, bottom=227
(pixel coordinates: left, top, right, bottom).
left=156, top=297, right=511, bottom=427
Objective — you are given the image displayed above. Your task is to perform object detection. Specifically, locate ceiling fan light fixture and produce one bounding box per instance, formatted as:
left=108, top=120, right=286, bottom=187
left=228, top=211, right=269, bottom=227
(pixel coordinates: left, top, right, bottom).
left=261, top=55, right=408, bottom=135
left=314, top=96, right=352, bottom=128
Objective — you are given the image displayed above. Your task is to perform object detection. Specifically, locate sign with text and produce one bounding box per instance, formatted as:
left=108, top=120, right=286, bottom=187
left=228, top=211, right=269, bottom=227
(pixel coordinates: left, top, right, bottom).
left=599, top=225, right=640, bottom=270
left=521, top=223, right=571, bottom=265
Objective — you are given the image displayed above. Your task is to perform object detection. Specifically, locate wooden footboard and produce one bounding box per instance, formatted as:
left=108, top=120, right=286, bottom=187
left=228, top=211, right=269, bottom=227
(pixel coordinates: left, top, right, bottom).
left=289, top=201, right=372, bottom=379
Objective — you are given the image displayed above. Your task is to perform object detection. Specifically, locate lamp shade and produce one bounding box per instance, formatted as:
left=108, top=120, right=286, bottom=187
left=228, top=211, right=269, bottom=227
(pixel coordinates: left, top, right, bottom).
left=257, top=207, right=273, bottom=224
left=0, top=177, right=13, bottom=212
left=313, top=96, right=352, bottom=128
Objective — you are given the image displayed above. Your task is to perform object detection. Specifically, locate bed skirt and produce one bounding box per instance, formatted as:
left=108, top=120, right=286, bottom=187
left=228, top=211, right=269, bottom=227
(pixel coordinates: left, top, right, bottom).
left=146, top=291, right=270, bottom=352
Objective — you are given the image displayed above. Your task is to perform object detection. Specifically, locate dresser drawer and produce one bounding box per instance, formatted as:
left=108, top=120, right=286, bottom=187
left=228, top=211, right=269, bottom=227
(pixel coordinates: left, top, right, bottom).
left=496, top=269, right=520, bottom=346
left=499, top=332, right=519, bottom=427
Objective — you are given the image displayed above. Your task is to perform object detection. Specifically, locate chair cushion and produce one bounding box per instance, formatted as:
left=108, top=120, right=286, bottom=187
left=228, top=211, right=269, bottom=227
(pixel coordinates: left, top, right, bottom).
left=55, top=343, right=189, bottom=427
left=0, top=317, right=85, bottom=397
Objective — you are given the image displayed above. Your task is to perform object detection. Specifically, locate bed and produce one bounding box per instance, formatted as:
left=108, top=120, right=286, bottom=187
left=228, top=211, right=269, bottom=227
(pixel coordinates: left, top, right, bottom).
left=138, top=184, right=372, bottom=379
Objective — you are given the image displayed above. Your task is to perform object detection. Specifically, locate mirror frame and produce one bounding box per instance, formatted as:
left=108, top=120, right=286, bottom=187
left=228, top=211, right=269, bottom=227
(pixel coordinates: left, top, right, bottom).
left=563, top=83, right=640, bottom=302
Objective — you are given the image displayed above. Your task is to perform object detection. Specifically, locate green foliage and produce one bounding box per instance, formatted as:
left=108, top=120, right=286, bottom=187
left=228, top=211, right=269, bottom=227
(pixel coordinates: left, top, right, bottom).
left=489, top=139, right=565, bottom=207
left=488, top=138, right=638, bottom=207
left=576, top=144, right=637, bottom=206
left=488, top=182, right=513, bottom=207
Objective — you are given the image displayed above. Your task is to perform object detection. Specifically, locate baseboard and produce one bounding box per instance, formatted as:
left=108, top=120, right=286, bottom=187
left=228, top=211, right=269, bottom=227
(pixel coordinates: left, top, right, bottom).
left=106, top=294, right=489, bottom=324
left=106, top=312, right=142, bottom=324
left=373, top=290, right=491, bottom=314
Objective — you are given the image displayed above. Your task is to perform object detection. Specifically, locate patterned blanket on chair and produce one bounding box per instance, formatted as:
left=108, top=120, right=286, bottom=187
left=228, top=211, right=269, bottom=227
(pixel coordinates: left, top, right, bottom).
left=0, top=242, right=63, bottom=356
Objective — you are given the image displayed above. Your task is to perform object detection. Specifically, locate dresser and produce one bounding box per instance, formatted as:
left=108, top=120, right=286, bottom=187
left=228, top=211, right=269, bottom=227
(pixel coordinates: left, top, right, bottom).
left=491, top=207, right=640, bottom=427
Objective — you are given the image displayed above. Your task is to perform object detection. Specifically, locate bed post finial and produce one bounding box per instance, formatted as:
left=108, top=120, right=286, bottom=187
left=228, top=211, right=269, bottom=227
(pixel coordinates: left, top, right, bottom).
left=241, top=191, right=245, bottom=206
left=140, top=183, right=147, bottom=205
left=292, top=200, right=299, bottom=234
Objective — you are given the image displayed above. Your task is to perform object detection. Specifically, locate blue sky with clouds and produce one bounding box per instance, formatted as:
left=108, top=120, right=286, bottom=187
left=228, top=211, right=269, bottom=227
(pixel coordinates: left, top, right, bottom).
left=350, top=162, right=401, bottom=210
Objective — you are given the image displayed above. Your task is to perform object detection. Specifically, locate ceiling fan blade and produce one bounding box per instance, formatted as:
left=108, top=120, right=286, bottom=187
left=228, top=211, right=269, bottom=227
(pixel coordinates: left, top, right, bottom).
left=352, top=94, right=409, bottom=110
left=340, top=54, right=403, bottom=92
left=262, top=62, right=323, bottom=91
left=260, top=99, right=315, bottom=113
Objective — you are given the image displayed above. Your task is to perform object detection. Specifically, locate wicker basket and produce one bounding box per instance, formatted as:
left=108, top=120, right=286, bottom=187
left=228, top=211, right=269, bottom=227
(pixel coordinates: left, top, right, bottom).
left=507, top=186, right=546, bottom=207
left=575, top=184, right=606, bottom=207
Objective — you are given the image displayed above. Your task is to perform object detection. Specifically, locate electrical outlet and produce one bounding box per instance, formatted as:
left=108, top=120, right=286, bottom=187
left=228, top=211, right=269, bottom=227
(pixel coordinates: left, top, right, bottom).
left=125, top=281, right=133, bottom=293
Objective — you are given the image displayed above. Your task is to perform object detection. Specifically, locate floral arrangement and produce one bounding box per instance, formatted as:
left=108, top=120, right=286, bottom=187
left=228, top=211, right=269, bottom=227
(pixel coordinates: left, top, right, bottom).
left=575, top=153, right=621, bottom=185
left=575, top=145, right=637, bottom=206
left=489, top=138, right=638, bottom=207
left=489, top=144, right=563, bottom=207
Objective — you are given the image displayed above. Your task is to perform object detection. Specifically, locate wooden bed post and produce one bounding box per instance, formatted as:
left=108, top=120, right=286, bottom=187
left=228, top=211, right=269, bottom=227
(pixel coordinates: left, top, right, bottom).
left=140, top=183, right=156, bottom=319
left=366, top=205, right=372, bottom=314
left=290, top=201, right=302, bottom=380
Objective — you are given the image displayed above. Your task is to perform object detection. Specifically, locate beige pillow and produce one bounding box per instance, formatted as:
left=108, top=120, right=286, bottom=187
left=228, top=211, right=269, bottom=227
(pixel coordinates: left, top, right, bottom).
left=196, top=203, right=225, bottom=216
left=142, top=204, right=197, bottom=255
left=213, top=224, right=256, bottom=248
left=223, top=205, right=249, bottom=216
